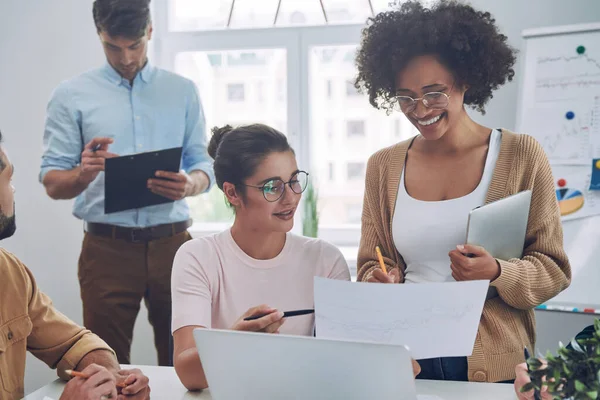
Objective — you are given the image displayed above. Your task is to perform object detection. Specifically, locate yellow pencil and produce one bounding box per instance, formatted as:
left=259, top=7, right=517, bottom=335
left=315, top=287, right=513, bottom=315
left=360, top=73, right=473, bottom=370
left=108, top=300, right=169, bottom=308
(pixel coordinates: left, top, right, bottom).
left=375, top=246, right=388, bottom=274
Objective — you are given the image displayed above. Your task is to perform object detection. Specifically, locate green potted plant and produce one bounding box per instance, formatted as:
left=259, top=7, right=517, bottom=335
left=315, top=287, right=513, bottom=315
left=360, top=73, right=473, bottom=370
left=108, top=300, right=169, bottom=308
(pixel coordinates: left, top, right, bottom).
left=524, top=319, right=600, bottom=399
left=302, top=181, right=319, bottom=238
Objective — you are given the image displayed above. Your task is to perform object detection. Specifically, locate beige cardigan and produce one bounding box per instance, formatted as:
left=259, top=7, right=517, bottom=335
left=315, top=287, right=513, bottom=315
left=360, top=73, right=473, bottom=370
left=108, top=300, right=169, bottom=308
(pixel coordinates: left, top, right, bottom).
left=357, top=129, right=571, bottom=382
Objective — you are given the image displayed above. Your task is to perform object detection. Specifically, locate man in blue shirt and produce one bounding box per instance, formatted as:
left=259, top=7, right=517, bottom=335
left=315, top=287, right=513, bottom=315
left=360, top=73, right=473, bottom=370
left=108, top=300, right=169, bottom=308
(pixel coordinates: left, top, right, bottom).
left=40, top=0, right=214, bottom=367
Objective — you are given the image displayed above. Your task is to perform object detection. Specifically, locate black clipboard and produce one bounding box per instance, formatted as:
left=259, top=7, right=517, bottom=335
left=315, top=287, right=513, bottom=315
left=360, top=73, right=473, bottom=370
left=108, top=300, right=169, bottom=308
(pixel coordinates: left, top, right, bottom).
left=104, top=147, right=183, bottom=214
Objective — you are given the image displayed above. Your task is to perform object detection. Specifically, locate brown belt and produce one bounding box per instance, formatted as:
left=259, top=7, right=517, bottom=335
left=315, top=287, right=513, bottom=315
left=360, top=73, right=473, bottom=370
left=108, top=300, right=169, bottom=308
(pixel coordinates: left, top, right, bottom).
left=85, top=219, right=192, bottom=243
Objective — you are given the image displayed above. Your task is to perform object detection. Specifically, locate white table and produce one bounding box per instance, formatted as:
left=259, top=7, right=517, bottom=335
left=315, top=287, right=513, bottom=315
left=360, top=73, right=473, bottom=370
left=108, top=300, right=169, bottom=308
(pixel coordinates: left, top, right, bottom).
left=24, top=365, right=517, bottom=399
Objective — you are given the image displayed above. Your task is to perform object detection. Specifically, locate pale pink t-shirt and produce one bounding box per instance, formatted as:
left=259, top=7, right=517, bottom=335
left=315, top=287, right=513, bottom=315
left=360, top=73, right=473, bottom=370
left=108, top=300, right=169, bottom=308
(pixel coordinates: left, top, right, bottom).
left=171, top=229, right=351, bottom=336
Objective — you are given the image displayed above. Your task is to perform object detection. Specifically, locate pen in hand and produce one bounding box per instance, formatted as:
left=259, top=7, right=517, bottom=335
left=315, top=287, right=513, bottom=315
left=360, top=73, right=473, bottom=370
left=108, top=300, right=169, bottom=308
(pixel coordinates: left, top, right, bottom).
left=65, top=369, right=128, bottom=389
left=244, top=309, right=314, bottom=321
left=524, top=347, right=541, bottom=400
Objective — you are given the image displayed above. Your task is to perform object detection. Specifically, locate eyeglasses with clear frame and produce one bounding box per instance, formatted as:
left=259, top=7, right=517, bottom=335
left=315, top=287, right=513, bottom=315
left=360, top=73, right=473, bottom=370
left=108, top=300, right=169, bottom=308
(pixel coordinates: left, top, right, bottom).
left=241, top=170, right=309, bottom=202
left=394, top=83, right=454, bottom=114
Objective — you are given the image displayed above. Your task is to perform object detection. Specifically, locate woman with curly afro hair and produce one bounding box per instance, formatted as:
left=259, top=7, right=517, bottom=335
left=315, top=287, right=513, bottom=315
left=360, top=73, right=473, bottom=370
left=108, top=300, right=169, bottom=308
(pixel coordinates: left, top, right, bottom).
left=355, top=0, right=571, bottom=383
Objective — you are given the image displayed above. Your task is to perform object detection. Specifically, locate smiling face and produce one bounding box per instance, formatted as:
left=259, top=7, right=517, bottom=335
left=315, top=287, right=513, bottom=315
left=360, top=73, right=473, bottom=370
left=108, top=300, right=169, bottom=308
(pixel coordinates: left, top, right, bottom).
left=223, top=151, right=303, bottom=234
left=395, top=55, right=469, bottom=141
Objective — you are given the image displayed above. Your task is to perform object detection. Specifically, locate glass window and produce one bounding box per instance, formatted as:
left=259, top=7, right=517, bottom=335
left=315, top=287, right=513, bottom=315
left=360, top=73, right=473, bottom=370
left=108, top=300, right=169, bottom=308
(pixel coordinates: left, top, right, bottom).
left=275, top=0, right=326, bottom=26
left=168, top=0, right=232, bottom=31
left=347, top=162, right=365, bottom=180
left=345, top=79, right=360, bottom=96
left=229, top=0, right=279, bottom=28
left=227, top=83, right=245, bottom=102
left=346, top=203, right=363, bottom=224
left=167, top=0, right=436, bottom=32
left=309, top=45, right=418, bottom=228
left=174, top=49, right=288, bottom=224
left=322, top=0, right=372, bottom=24
left=346, top=120, right=365, bottom=137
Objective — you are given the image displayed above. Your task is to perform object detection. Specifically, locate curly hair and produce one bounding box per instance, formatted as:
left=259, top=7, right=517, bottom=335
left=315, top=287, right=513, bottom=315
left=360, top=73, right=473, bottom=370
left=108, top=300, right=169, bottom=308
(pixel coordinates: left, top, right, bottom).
left=354, top=0, right=516, bottom=114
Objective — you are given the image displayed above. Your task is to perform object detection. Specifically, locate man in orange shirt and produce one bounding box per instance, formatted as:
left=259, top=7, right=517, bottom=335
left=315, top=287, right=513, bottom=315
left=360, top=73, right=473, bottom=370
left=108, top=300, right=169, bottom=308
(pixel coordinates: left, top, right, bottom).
left=0, top=129, right=150, bottom=400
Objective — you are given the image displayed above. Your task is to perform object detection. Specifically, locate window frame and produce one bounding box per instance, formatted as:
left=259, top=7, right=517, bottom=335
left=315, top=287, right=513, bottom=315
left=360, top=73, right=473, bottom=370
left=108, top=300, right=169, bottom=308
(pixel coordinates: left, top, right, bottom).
left=154, top=0, right=368, bottom=249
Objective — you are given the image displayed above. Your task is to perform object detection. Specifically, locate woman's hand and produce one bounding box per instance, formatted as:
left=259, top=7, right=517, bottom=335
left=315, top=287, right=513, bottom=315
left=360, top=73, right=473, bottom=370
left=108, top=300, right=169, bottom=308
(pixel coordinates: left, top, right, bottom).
left=365, top=268, right=401, bottom=284
left=514, top=362, right=551, bottom=400
left=411, top=359, right=421, bottom=378
left=449, top=244, right=500, bottom=281
left=232, top=304, right=286, bottom=333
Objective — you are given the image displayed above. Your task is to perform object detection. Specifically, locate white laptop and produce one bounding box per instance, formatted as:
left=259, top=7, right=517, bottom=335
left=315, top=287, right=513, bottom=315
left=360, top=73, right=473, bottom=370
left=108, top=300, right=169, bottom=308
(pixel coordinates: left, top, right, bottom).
left=466, top=190, right=532, bottom=261
left=193, top=328, right=418, bottom=400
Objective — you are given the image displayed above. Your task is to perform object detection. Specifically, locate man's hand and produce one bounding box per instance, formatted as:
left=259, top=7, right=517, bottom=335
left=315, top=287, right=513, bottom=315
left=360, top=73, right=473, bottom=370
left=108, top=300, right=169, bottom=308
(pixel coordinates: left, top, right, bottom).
left=449, top=244, right=500, bottom=282
left=148, top=170, right=194, bottom=200
left=116, top=368, right=150, bottom=399
left=78, top=137, right=118, bottom=186
left=60, top=364, right=117, bottom=400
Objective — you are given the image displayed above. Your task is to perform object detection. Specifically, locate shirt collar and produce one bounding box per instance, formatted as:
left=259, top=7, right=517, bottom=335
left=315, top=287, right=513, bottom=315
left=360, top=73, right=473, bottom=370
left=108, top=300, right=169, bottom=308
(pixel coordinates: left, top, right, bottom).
left=103, top=60, right=155, bottom=86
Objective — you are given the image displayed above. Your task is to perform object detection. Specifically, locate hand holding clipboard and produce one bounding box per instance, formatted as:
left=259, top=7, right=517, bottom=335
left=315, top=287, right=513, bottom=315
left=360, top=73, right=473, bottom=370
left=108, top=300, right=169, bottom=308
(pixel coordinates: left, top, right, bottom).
left=104, top=147, right=183, bottom=213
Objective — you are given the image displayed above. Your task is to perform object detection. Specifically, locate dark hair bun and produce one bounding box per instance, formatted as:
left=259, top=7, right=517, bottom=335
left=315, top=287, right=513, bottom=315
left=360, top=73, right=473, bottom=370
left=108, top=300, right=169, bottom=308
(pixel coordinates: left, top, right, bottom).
left=208, top=125, right=234, bottom=160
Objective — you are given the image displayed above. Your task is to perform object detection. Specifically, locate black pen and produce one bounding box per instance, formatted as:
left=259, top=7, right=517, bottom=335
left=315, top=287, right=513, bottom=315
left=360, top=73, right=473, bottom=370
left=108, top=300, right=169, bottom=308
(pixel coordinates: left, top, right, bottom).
left=92, top=144, right=102, bottom=152
left=524, top=347, right=541, bottom=400
left=244, top=309, right=314, bottom=321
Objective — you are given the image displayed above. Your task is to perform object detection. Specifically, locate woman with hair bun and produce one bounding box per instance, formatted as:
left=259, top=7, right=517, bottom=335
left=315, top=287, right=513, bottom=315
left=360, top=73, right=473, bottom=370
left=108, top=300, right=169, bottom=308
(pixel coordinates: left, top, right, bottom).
left=170, top=123, right=351, bottom=390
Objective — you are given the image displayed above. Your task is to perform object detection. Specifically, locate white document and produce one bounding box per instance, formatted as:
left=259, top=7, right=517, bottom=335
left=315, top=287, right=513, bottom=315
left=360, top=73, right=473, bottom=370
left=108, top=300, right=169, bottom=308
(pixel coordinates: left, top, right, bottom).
left=314, top=277, right=488, bottom=360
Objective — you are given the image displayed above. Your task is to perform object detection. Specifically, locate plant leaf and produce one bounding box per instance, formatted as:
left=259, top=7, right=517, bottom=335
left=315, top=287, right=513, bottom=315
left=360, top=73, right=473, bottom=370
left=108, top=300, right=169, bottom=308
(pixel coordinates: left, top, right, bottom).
left=521, top=382, right=535, bottom=393
left=575, top=380, right=587, bottom=392
left=528, top=358, right=544, bottom=369
left=571, top=339, right=585, bottom=353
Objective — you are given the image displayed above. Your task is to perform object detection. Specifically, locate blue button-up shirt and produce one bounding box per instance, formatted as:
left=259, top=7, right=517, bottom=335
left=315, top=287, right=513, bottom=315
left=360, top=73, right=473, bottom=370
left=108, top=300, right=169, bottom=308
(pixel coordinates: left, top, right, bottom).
left=40, top=62, right=214, bottom=228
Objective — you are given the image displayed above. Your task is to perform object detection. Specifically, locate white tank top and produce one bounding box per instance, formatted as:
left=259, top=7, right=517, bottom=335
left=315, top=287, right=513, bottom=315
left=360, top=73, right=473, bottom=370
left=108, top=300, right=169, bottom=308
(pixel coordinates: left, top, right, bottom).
left=392, top=129, right=502, bottom=284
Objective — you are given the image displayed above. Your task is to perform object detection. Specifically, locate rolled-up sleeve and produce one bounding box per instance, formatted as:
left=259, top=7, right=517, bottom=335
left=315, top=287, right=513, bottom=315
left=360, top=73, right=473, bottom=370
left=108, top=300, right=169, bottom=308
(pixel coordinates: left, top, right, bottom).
left=39, top=84, right=83, bottom=182
left=182, top=83, right=215, bottom=191
left=24, top=265, right=114, bottom=380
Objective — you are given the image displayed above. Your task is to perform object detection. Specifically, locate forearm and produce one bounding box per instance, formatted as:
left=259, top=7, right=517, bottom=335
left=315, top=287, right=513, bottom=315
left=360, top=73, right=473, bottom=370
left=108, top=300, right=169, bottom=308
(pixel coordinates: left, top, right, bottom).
left=174, top=347, right=208, bottom=391
left=43, top=168, right=88, bottom=200
left=74, top=349, right=120, bottom=374
left=492, top=256, right=570, bottom=310
left=188, top=170, right=210, bottom=196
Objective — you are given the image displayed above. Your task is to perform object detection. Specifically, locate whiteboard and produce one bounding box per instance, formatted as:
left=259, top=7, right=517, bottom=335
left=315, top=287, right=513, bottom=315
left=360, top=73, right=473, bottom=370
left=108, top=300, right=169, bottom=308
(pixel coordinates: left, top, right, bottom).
left=516, top=23, right=600, bottom=311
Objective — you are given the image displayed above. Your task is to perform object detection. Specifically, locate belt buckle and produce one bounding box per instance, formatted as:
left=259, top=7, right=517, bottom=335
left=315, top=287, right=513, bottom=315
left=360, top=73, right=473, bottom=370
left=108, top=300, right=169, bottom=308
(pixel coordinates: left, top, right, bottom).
left=130, top=228, right=145, bottom=243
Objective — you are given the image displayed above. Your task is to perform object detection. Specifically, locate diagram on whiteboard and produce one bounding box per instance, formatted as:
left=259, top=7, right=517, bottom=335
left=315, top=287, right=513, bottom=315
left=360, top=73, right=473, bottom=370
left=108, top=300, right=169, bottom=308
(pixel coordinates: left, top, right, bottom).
left=552, top=165, right=600, bottom=221
left=519, top=30, right=600, bottom=165
left=522, top=103, right=594, bottom=164
left=536, top=50, right=600, bottom=101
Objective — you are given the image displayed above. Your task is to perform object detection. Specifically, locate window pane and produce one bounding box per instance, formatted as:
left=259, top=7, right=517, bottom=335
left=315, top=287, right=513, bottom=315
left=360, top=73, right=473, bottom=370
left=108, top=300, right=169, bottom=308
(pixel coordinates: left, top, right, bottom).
left=371, top=0, right=435, bottom=14
left=230, top=0, right=279, bottom=28
left=168, top=0, right=232, bottom=31
left=174, top=49, right=288, bottom=223
left=322, top=0, right=372, bottom=24
left=371, top=0, right=395, bottom=14
left=346, top=120, right=365, bottom=137
left=276, top=0, right=326, bottom=26
left=309, top=45, right=418, bottom=229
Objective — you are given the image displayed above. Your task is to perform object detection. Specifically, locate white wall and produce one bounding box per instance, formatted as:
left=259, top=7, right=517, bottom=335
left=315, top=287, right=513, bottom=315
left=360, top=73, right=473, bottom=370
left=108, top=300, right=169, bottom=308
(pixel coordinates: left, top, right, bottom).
left=0, top=0, right=598, bottom=394
left=0, top=0, right=156, bottom=395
